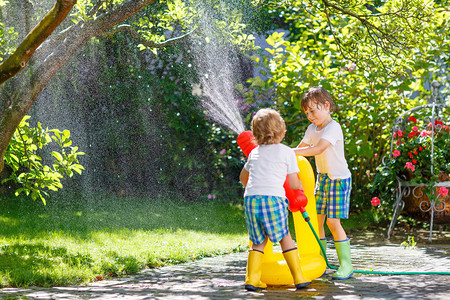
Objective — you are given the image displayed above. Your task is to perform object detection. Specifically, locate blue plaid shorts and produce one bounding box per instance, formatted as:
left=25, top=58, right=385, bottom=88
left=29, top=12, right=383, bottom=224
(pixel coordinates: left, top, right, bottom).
left=244, top=195, right=289, bottom=245
left=315, top=173, right=351, bottom=219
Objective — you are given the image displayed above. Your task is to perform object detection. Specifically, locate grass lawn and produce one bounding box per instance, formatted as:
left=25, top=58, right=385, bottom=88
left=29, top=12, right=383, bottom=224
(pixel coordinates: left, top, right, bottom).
left=0, top=194, right=248, bottom=287
left=0, top=192, right=408, bottom=288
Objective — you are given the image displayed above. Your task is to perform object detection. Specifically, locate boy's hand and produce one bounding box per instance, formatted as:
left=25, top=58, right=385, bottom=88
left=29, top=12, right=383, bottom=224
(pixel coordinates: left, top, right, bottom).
left=239, top=168, right=249, bottom=187
left=284, top=175, right=307, bottom=212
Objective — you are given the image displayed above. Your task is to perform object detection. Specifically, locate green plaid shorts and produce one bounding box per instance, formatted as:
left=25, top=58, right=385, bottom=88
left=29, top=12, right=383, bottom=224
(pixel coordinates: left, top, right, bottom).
left=244, top=195, right=289, bottom=245
left=315, top=173, right=351, bottom=219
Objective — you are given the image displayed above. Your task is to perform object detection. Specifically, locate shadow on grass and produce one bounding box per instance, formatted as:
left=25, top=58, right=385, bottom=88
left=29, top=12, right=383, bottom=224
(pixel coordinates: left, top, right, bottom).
left=0, top=193, right=247, bottom=239
left=0, top=242, right=166, bottom=287
left=0, top=194, right=249, bottom=287
left=0, top=242, right=94, bottom=287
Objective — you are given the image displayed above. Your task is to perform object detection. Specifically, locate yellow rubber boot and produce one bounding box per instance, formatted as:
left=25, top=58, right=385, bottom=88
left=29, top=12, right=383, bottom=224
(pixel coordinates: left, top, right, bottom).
left=283, top=248, right=312, bottom=289
left=245, top=250, right=267, bottom=291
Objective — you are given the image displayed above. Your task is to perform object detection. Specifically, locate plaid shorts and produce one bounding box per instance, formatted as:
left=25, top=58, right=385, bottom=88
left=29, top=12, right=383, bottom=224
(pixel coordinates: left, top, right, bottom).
left=315, top=173, right=351, bottom=219
left=244, top=195, right=289, bottom=245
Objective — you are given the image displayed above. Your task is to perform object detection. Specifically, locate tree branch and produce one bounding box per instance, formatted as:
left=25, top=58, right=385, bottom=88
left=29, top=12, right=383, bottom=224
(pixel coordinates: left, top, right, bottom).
left=102, top=24, right=197, bottom=49
left=321, top=0, right=386, bottom=36
left=323, top=7, right=349, bottom=61
left=0, top=0, right=77, bottom=85
left=29, top=24, right=79, bottom=66
left=88, top=0, right=105, bottom=17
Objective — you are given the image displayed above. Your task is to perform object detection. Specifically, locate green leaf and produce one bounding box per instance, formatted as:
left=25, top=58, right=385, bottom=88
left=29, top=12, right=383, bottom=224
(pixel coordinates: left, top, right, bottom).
left=266, top=34, right=275, bottom=46
left=63, top=140, right=73, bottom=147
left=51, top=151, right=64, bottom=162
left=10, top=153, right=19, bottom=163
left=62, top=130, right=70, bottom=140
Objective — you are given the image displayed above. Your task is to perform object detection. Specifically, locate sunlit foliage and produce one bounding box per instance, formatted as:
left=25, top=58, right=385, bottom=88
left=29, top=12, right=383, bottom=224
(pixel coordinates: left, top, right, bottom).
left=242, top=0, right=450, bottom=208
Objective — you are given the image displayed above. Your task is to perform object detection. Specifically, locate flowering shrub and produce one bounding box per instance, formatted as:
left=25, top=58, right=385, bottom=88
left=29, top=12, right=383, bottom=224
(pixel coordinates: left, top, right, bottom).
left=371, top=113, right=450, bottom=207
left=389, top=115, right=450, bottom=182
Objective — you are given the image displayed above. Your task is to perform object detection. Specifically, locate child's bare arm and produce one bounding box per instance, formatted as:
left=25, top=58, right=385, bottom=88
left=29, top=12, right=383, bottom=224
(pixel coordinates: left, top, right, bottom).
left=239, top=168, right=249, bottom=187
left=297, top=141, right=309, bottom=148
left=293, top=138, right=331, bottom=157
left=288, top=173, right=303, bottom=190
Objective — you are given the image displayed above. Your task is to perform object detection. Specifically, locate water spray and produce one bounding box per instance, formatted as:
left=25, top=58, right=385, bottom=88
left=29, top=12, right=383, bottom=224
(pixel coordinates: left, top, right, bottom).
left=237, top=131, right=450, bottom=277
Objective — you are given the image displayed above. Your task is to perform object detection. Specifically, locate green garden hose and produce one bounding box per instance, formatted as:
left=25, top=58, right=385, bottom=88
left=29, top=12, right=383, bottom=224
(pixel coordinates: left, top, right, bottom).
left=300, top=210, right=450, bottom=276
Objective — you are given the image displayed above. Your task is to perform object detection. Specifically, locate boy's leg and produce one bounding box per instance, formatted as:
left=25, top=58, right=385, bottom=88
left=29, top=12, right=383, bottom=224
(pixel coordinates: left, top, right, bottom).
left=325, top=177, right=353, bottom=280
left=245, top=238, right=268, bottom=291
left=317, top=214, right=326, bottom=239
left=316, top=177, right=328, bottom=276
left=251, top=236, right=268, bottom=252
left=244, top=196, right=269, bottom=291
left=326, top=218, right=347, bottom=241
left=280, top=234, right=311, bottom=289
left=318, top=237, right=327, bottom=276
left=279, top=232, right=296, bottom=250
left=316, top=216, right=327, bottom=272
left=315, top=174, right=328, bottom=240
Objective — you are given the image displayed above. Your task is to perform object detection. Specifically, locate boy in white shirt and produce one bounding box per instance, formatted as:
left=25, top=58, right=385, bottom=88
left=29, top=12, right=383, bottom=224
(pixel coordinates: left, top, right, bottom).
left=240, top=108, right=311, bottom=291
left=293, top=87, right=353, bottom=280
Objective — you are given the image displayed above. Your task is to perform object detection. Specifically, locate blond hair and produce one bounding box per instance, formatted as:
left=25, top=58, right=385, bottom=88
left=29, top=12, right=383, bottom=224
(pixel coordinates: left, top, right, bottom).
left=251, top=108, right=286, bottom=145
left=301, top=87, right=336, bottom=112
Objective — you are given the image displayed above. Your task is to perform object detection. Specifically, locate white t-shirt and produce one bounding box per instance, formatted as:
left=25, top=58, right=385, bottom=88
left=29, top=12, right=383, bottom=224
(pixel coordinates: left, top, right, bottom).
left=244, top=143, right=300, bottom=198
left=301, top=120, right=351, bottom=180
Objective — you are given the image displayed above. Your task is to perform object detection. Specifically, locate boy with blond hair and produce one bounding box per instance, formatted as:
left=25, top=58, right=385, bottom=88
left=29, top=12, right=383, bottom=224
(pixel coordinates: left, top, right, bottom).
left=240, top=108, right=311, bottom=291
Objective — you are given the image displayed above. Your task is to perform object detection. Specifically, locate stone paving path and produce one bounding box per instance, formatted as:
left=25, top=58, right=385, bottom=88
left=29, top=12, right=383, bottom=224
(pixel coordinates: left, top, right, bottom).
left=1, top=241, right=449, bottom=299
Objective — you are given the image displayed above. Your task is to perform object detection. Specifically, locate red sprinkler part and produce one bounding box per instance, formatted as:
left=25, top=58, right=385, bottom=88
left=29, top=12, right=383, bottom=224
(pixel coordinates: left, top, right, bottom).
left=237, top=131, right=308, bottom=213
left=237, top=130, right=257, bottom=156
left=284, top=179, right=308, bottom=213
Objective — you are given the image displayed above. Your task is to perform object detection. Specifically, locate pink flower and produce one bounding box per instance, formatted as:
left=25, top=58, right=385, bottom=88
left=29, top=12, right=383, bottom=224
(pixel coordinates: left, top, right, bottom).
left=371, top=197, right=381, bottom=206
left=207, top=194, right=216, bottom=199
left=374, top=153, right=378, bottom=157
left=348, top=63, right=356, bottom=72
left=404, top=162, right=415, bottom=172
left=219, top=149, right=226, bottom=155
left=438, top=187, right=448, bottom=197
left=393, top=150, right=401, bottom=157
left=412, top=126, right=419, bottom=132
left=420, top=131, right=430, bottom=137
left=394, top=130, right=404, bottom=138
